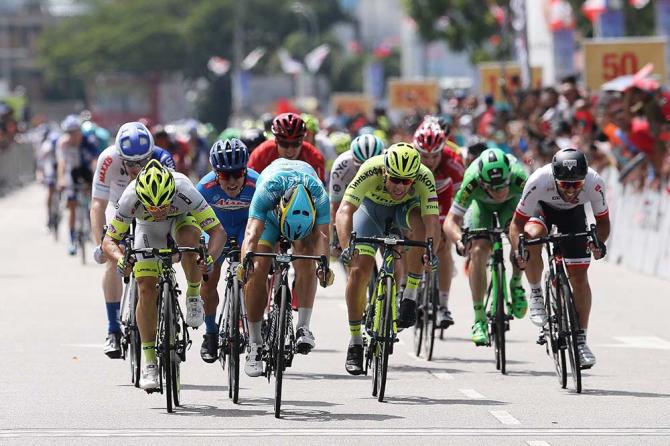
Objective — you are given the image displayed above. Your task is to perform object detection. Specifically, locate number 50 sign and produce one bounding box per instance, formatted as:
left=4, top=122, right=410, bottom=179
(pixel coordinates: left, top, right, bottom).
left=583, top=37, right=667, bottom=91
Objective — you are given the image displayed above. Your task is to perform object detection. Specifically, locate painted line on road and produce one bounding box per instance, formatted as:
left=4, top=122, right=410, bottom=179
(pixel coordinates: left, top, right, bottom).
left=430, top=371, right=454, bottom=380
left=490, top=410, right=521, bottom=425
left=527, top=442, right=551, bottom=446
left=603, top=336, right=670, bottom=350
left=3, top=428, right=670, bottom=438
left=459, top=388, right=486, bottom=399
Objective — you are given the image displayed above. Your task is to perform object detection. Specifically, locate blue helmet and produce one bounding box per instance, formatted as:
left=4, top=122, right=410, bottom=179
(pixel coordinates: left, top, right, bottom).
left=115, top=122, right=154, bottom=161
left=61, top=115, right=81, bottom=132
left=351, top=134, right=384, bottom=164
left=358, top=125, right=376, bottom=136
left=209, top=138, right=248, bottom=172
left=277, top=184, right=315, bottom=241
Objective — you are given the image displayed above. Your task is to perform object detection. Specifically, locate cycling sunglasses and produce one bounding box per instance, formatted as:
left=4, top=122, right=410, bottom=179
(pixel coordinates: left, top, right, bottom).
left=123, top=157, right=151, bottom=169
left=277, top=139, right=302, bottom=149
left=145, top=203, right=170, bottom=213
left=557, top=180, right=585, bottom=190
left=217, top=169, right=246, bottom=181
left=387, top=175, right=414, bottom=186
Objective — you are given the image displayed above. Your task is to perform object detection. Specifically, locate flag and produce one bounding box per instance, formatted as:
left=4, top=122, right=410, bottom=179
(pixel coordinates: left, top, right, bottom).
left=629, top=0, right=650, bottom=8
left=549, top=0, right=575, bottom=31
left=582, top=0, right=606, bottom=22
left=277, top=48, right=303, bottom=74
left=304, top=44, right=330, bottom=73
left=207, top=56, right=230, bottom=76
left=241, top=47, right=266, bottom=71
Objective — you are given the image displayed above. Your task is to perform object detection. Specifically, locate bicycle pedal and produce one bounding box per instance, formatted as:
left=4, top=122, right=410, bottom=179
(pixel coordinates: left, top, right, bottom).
left=537, top=336, right=546, bottom=345
left=295, top=344, right=312, bottom=355
left=144, top=388, right=159, bottom=394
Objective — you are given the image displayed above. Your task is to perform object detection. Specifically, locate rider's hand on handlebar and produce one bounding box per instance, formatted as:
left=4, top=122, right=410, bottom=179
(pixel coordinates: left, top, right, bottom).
left=317, top=267, right=335, bottom=288
left=198, top=254, right=214, bottom=275
left=341, top=245, right=354, bottom=266
left=423, top=253, right=439, bottom=273
left=330, top=242, right=343, bottom=258
left=116, top=256, right=133, bottom=277
left=589, top=241, right=607, bottom=260
left=93, top=244, right=107, bottom=264
left=512, top=251, right=528, bottom=270
left=455, top=240, right=467, bottom=257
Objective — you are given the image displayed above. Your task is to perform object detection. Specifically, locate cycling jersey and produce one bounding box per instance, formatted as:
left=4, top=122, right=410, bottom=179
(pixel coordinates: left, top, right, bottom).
left=342, top=155, right=439, bottom=216
left=92, top=146, right=175, bottom=206
left=249, top=158, right=329, bottom=226
left=514, top=164, right=609, bottom=221
left=248, top=139, right=326, bottom=183
left=450, top=154, right=528, bottom=218
left=56, top=133, right=99, bottom=186
left=106, top=171, right=219, bottom=241
left=196, top=168, right=259, bottom=244
left=432, top=146, right=465, bottom=221
left=329, top=151, right=360, bottom=203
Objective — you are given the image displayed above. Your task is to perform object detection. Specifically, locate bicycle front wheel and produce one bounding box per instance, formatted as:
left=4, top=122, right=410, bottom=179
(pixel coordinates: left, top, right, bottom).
left=228, top=283, right=241, bottom=403
left=170, top=296, right=181, bottom=407
left=423, top=278, right=438, bottom=361
left=159, top=285, right=173, bottom=413
left=493, top=263, right=506, bottom=375
left=545, top=273, right=567, bottom=388
left=560, top=270, right=582, bottom=393
left=274, top=285, right=289, bottom=418
left=413, top=279, right=426, bottom=357
left=376, top=276, right=394, bottom=402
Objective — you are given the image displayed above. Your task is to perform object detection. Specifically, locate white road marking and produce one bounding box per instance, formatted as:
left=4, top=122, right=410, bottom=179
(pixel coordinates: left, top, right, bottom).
left=527, top=442, right=551, bottom=446
left=490, top=410, right=521, bottom=425
left=2, top=428, right=670, bottom=438
left=60, top=344, right=104, bottom=348
left=431, top=371, right=454, bottom=380
left=604, top=336, right=670, bottom=350
left=459, top=388, right=486, bottom=399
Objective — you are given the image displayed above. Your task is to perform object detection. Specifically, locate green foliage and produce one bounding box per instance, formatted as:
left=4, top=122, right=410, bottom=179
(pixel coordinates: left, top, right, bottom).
left=565, top=0, right=655, bottom=39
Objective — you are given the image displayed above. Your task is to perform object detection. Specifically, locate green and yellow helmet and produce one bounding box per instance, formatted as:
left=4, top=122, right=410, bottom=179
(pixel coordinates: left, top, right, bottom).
left=384, top=142, right=421, bottom=179
left=135, top=159, right=176, bottom=208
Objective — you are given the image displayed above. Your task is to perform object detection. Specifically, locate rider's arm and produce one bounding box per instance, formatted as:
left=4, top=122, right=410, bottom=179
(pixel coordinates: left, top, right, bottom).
left=586, top=171, right=611, bottom=243
left=241, top=218, right=265, bottom=261
left=423, top=213, right=441, bottom=251
left=508, top=212, right=527, bottom=253
left=335, top=200, right=358, bottom=250
left=205, top=223, right=227, bottom=261
left=313, top=223, right=329, bottom=258
left=90, top=198, right=108, bottom=243
left=444, top=211, right=464, bottom=245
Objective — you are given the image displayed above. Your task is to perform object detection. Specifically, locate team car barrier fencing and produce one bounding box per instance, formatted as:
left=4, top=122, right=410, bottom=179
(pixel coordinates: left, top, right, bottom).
left=0, top=141, right=34, bottom=196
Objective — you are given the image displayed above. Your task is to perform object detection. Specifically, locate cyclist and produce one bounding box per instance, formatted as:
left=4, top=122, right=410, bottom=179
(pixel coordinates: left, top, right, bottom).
left=238, top=158, right=333, bottom=377
left=102, top=160, right=226, bottom=390
left=239, top=127, right=266, bottom=154
left=413, top=120, right=465, bottom=327
left=195, top=139, right=258, bottom=363
left=248, top=113, right=326, bottom=182
left=509, top=148, right=609, bottom=369
left=329, top=134, right=385, bottom=255
left=443, top=148, right=529, bottom=346
left=36, top=125, right=61, bottom=230
left=90, top=121, right=176, bottom=358
left=56, top=114, right=98, bottom=256
left=336, top=143, right=440, bottom=375
left=302, top=113, right=337, bottom=167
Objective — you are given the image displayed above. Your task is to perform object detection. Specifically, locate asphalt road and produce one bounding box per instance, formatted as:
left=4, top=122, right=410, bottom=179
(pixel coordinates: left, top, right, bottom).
left=1, top=183, right=669, bottom=445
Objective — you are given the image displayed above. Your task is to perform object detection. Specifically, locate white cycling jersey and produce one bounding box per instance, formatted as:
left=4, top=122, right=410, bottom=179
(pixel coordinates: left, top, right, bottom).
left=515, top=164, right=609, bottom=219
left=329, top=150, right=360, bottom=203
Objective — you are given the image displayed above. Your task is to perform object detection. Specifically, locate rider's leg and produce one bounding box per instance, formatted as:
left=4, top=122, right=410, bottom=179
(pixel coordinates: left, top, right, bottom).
left=292, top=232, right=319, bottom=330
left=437, top=231, right=453, bottom=307
left=345, top=250, right=376, bottom=345
left=176, top=220, right=205, bottom=328
left=567, top=266, right=591, bottom=330
left=243, top=244, right=273, bottom=345
left=523, top=218, right=548, bottom=325
left=201, top=261, right=223, bottom=333
left=469, top=238, right=492, bottom=322
left=103, top=259, right=123, bottom=332
left=402, top=206, right=426, bottom=301
left=135, top=273, right=159, bottom=364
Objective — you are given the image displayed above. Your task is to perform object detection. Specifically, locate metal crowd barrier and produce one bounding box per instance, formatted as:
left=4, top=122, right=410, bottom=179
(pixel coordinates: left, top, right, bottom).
left=0, top=141, right=35, bottom=196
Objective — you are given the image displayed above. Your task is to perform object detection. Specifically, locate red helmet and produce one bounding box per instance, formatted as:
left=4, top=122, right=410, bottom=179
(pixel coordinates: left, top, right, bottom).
left=271, top=112, right=306, bottom=141
left=413, top=121, right=446, bottom=154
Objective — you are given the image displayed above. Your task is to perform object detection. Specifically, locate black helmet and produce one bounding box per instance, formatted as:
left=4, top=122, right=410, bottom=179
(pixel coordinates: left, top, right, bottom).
left=551, top=148, right=587, bottom=181
left=240, top=128, right=266, bottom=152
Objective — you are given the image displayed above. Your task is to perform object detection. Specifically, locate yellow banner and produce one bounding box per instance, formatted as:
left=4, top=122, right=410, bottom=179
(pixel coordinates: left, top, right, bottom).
left=478, top=63, right=543, bottom=100
left=583, top=38, right=667, bottom=91
left=387, top=79, right=439, bottom=112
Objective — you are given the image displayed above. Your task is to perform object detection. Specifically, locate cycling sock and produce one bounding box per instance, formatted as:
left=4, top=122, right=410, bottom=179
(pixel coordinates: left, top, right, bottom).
left=439, top=291, right=449, bottom=307
left=578, top=328, right=587, bottom=344
left=402, top=273, right=422, bottom=301
left=473, top=303, right=485, bottom=323
left=187, top=281, right=201, bottom=297
left=204, top=314, right=218, bottom=334
left=142, top=341, right=157, bottom=364
left=106, top=302, right=121, bottom=333
left=249, top=321, right=262, bottom=345
left=349, top=320, right=363, bottom=346
left=297, top=307, right=312, bottom=329
left=529, top=281, right=542, bottom=296
left=69, top=229, right=76, bottom=243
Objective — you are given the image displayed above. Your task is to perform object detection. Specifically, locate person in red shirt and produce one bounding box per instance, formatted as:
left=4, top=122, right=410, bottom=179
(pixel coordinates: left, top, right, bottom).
left=248, top=112, right=326, bottom=182
left=414, top=119, right=465, bottom=328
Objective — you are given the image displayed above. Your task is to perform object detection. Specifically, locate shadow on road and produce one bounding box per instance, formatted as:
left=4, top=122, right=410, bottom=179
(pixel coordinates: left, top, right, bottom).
left=241, top=397, right=340, bottom=408
left=388, top=364, right=465, bottom=375
left=284, top=372, right=362, bottom=381
left=501, top=370, right=557, bottom=378
left=384, top=395, right=507, bottom=406
left=430, top=356, right=529, bottom=366
left=435, top=336, right=524, bottom=344
left=180, top=384, right=229, bottom=392
left=279, top=409, right=404, bottom=422
left=166, top=404, right=266, bottom=418
left=579, top=388, right=670, bottom=398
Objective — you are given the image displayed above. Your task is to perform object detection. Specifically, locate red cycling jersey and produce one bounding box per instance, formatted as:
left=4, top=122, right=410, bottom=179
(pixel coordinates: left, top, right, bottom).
left=433, top=146, right=465, bottom=222
left=248, top=139, right=326, bottom=182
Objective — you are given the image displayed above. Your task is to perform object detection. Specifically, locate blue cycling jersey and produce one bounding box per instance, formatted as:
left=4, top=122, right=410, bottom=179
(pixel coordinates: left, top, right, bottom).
left=196, top=168, right=259, bottom=243
left=249, top=158, right=329, bottom=226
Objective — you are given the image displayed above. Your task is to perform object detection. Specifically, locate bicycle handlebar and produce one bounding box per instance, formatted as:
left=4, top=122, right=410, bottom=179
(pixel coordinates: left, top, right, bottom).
left=518, top=224, right=602, bottom=261
left=243, top=251, right=330, bottom=287
left=123, top=236, right=210, bottom=282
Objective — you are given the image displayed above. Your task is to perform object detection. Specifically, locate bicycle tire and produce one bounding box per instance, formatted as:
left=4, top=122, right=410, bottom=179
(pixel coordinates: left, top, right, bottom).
left=170, top=296, right=181, bottom=407
left=424, top=278, right=438, bottom=361
left=129, top=279, right=141, bottom=386
left=274, top=285, right=289, bottom=418
left=413, top=281, right=425, bottom=357
left=559, top=269, right=582, bottom=393
left=228, top=282, right=241, bottom=403
left=370, top=279, right=381, bottom=397
left=493, top=262, right=506, bottom=375
left=161, top=284, right=173, bottom=413
left=545, top=273, right=567, bottom=389
left=377, top=276, right=393, bottom=402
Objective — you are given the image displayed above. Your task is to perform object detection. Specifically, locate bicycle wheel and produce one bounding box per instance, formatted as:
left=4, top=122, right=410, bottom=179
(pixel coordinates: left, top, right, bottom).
left=170, top=296, right=181, bottom=407
left=493, top=263, right=506, bottom=375
left=228, top=283, right=241, bottom=403
left=559, top=270, right=582, bottom=393
left=129, top=280, right=141, bottom=387
left=160, top=284, right=173, bottom=413
left=376, top=276, right=394, bottom=402
left=413, top=279, right=425, bottom=357
left=274, top=284, right=289, bottom=418
left=423, top=277, right=438, bottom=361
left=370, top=279, right=382, bottom=397
left=545, top=273, right=567, bottom=388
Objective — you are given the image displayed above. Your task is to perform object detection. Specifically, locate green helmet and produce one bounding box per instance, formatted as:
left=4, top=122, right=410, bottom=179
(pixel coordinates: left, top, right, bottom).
left=301, top=113, right=320, bottom=134
left=330, top=131, right=352, bottom=155
left=135, top=159, right=176, bottom=208
left=478, top=148, right=511, bottom=189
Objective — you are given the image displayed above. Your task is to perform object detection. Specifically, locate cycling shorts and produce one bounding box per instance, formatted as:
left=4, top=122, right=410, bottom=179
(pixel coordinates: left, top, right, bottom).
left=466, top=199, right=517, bottom=233
left=528, top=204, right=590, bottom=268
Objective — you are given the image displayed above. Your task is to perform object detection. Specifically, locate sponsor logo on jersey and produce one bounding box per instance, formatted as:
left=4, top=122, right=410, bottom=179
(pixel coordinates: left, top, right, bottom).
left=177, top=192, right=192, bottom=205
left=350, top=166, right=381, bottom=189
left=562, top=159, right=577, bottom=170
left=332, top=184, right=341, bottom=192
left=98, top=156, right=113, bottom=183
left=213, top=198, right=250, bottom=210
left=200, top=217, right=216, bottom=228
